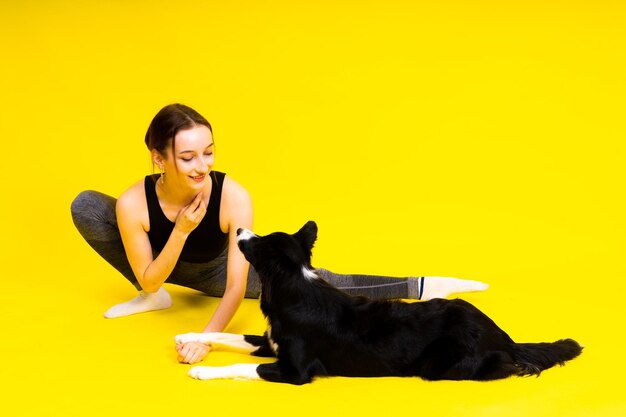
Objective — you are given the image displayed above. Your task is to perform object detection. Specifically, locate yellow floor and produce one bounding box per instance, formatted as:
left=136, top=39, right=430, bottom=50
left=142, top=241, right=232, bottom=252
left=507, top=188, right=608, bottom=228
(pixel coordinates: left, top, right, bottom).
left=1, top=1, right=625, bottom=416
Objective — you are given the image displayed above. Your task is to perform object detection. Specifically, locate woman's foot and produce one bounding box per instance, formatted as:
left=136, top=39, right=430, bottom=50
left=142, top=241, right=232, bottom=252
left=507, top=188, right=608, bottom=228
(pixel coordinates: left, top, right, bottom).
left=411, top=277, right=489, bottom=300
left=104, top=287, right=172, bottom=318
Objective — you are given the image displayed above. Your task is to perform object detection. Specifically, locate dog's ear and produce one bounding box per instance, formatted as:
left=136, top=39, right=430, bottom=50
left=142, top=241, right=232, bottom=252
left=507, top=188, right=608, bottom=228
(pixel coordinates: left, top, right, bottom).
left=295, top=220, right=318, bottom=250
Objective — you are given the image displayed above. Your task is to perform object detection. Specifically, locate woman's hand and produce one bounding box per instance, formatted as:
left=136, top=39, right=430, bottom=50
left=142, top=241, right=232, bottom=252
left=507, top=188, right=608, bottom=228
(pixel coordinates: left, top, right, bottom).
left=176, top=341, right=211, bottom=364
left=174, top=192, right=207, bottom=236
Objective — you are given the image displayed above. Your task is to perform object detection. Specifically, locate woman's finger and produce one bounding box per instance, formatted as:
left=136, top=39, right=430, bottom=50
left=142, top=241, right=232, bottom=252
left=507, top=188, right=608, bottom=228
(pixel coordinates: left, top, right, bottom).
left=191, top=345, right=208, bottom=364
left=179, top=344, right=189, bottom=358
left=190, top=192, right=203, bottom=212
left=197, top=198, right=207, bottom=215
left=176, top=342, right=210, bottom=363
left=186, top=347, right=201, bottom=364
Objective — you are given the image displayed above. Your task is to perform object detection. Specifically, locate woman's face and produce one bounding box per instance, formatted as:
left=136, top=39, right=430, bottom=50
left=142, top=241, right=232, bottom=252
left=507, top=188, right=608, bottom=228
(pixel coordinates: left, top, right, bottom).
left=162, top=125, right=215, bottom=190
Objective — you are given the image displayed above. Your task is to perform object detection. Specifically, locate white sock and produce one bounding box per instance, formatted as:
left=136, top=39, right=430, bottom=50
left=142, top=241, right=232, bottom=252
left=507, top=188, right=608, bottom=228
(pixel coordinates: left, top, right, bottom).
left=103, top=287, right=172, bottom=318
left=417, top=277, right=489, bottom=301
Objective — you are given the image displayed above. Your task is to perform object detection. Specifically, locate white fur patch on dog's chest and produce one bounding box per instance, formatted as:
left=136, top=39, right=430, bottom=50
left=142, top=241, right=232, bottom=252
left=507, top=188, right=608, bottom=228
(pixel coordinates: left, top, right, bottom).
left=302, top=266, right=318, bottom=281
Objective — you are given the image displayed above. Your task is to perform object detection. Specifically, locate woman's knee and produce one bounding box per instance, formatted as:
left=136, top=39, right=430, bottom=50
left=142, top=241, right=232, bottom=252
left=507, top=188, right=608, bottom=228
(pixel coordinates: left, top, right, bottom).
left=71, top=190, right=114, bottom=217
left=71, top=190, right=118, bottom=237
left=72, top=190, right=97, bottom=216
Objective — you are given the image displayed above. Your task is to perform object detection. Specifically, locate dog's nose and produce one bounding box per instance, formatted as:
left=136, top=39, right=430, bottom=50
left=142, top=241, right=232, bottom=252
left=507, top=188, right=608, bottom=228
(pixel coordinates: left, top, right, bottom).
left=237, top=228, right=256, bottom=242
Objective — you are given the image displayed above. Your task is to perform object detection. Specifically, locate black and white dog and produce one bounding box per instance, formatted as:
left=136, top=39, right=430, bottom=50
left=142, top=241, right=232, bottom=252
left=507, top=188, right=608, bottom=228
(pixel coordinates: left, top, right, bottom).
left=175, top=221, right=582, bottom=384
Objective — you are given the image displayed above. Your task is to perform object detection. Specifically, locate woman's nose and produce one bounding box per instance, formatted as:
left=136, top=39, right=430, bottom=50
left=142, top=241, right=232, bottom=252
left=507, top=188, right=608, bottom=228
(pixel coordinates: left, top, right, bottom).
left=196, top=158, right=208, bottom=172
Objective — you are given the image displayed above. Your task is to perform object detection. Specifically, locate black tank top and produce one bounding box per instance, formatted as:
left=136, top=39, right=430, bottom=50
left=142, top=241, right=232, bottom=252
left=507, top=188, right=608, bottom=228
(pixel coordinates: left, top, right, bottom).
left=144, top=171, right=229, bottom=263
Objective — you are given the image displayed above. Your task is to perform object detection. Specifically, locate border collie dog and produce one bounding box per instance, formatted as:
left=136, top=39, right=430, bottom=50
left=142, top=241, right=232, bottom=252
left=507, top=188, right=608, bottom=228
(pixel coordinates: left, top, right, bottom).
left=176, top=221, right=582, bottom=385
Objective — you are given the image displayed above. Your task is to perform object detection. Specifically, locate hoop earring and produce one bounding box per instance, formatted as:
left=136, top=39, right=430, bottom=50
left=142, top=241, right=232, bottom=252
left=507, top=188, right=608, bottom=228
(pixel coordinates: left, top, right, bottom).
left=159, top=166, right=165, bottom=185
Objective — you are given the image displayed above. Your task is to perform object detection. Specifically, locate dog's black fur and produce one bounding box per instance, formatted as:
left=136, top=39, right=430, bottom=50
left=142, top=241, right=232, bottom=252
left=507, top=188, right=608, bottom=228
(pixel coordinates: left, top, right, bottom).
left=236, top=221, right=582, bottom=385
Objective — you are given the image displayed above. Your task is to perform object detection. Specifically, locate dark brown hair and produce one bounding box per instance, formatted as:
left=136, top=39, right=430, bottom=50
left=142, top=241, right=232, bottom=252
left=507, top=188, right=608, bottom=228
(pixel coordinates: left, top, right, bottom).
left=145, top=103, right=213, bottom=156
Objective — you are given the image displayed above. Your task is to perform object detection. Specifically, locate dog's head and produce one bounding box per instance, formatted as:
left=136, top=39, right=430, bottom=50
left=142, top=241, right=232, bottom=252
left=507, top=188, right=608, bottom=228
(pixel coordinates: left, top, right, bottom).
left=237, top=221, right=318, bottom=282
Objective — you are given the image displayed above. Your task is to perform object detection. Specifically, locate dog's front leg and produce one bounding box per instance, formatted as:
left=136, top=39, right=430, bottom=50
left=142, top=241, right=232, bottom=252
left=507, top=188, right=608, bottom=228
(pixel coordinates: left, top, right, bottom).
left=188, top=364, right=262, bottom=381
left=188, top=361, right=313, bottom=384
left=175, top=332, right=262, bottom=354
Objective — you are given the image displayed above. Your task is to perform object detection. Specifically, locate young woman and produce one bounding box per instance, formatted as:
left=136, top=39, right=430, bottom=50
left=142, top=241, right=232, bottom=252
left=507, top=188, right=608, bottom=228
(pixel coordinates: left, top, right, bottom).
left=71, top=103, right=488, bottom=365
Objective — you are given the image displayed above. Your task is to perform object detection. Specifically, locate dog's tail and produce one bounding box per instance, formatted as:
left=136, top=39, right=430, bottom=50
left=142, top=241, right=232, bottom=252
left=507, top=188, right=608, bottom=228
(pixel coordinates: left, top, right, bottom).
left=512, top=338, right=582, bottom=376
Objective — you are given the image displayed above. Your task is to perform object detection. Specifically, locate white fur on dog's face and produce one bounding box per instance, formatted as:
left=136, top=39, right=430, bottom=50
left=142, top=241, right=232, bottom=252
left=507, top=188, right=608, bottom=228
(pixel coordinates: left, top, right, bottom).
left=237, top=228, right=257, bottom=242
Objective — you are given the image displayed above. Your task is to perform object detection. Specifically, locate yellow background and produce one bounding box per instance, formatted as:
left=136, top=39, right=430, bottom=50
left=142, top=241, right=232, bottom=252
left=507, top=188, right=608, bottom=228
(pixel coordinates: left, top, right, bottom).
left=1, top=1, right=624, bottom=416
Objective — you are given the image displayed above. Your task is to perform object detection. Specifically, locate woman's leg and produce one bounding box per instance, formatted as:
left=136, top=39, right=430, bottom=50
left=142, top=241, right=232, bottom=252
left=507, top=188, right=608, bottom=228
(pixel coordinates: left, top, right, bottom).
left=71, top=190, right=171, bottom=317
left=71, top=190, right=140, bottom=289
left=170, top=253, right=485, bottom=302
left=316, top=268, right=488, bottom=300
left=72, top=190, right=261, bottom=317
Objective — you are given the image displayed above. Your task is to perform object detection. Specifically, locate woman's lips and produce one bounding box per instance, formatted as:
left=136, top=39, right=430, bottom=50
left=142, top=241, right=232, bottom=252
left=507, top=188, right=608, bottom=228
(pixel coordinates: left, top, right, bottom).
left=190, top=174, right=206, bottom=183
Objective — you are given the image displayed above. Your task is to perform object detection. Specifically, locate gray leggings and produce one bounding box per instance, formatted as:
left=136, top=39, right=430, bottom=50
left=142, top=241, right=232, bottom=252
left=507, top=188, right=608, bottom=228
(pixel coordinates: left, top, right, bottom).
left=70, top=190, right=421, bottom=299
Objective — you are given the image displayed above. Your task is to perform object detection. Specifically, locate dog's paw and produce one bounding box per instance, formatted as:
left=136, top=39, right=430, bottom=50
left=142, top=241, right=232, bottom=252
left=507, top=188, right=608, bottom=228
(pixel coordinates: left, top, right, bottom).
left=188, top=366, right=218, bottom=380
left=175, top=332, right=211, bottom=345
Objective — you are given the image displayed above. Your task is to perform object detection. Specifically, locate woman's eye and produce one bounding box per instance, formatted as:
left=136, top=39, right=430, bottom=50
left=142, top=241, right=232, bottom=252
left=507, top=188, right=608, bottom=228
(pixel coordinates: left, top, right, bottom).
left=181, top=152, right=211, bottom=162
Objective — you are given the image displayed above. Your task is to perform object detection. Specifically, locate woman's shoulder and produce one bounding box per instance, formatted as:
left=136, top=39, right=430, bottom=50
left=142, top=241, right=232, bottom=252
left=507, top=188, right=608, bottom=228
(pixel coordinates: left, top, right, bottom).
left=219, top=174, right=253, bottom=228
left=221, top=174, right=252, bottom=207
